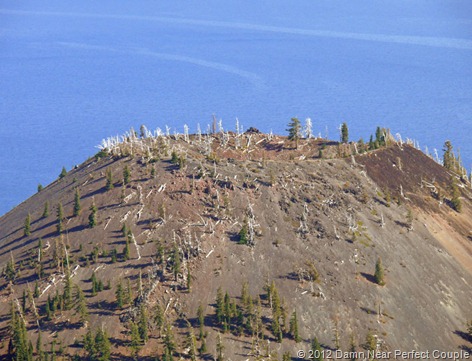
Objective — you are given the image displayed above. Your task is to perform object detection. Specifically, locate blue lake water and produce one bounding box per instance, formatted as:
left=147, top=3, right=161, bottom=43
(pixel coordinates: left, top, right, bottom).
left=1, top=1, right=472, bottom=216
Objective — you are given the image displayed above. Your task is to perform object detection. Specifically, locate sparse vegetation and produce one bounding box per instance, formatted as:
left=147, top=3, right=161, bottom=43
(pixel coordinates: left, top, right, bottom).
left=0, top=126, right=470, bottom=360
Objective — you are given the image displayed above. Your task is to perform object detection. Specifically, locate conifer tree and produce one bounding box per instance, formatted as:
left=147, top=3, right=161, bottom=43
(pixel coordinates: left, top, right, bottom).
left=9, top=302, right=31, bottom=361
left=138, top=304, right=149, bottom=344
left=63, top=270, right=73, bottom=310
left=163, top=322, right=175, bottom=361
left=365, top=330, right=376, bottom=355
left=154, top=303, right=164, bottom=336
left=21, top=290, right=27, bottom=313
left=171, top=245, right=181, bottom=281
left=73, top=188, right=81, bottom=216
left=216, top=287, right=224, bottom=326
left=115, top=281, right=124, bottom=309
left=90, top=272, right=98, bottom=296
left=216, top=332, right=224, bottom=361
left=59, top=166, right=67, bottom=179
left=75, top=287, right=88, bottom=326
left=129, top=322, right=141, bottom=360
left=199, top=334, right=207, bottom=355
left=375, top=127, right=385, bottom=147
left=187, top=329, right=197, bottom=361
left=37, top=184, right=43, bottom=192
left=56, top=203, right=64, bottom=234
left=238, top=222, right=248, bottom=245
left=123, top=165, right=131, bottom=185
left=83, top=328, right=95, bottom=359
left=341, top=122, right=349, bottom=143
left=121, top=224, right=128, bottom=238
left=241, top=281, right=250, bottom=308
left=126, top=278, right=133, bottom=305
left=374, top=257, right=385, bottom=286
left=287, top=117, right=302, bottom=149
left=42, top=202, right=49, bottom=218
left=36, top=330, right=43, bottom=359
left=88, top=202, right=97, bottom=228
left=33, top=281, right=40, bottom=298
left=95, top=329, right=111, bottom=361
left=197, top=305, right=205, bottom=340
left=5, top=256, right=16, bottom=282
left=123, top=237, right=130, bottom=261
left=24, top=214, right=31, bottom=237
left=311, top=337, right=324, bottom=361
left=223, top=292, right=231, bottom=332
left=105, top=168, right=114, bottom=191
left=289, top=311, right=301, bottom=342
left=443, top=140, right=454, bottom=170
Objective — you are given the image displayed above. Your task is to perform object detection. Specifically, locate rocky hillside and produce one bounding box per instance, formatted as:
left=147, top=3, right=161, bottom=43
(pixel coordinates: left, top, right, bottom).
left=1, top=129, right=471, bottom=360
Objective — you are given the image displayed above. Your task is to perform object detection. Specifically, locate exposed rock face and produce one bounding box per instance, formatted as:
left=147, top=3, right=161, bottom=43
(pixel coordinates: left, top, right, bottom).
left=1, top=132, right=471, bottom=359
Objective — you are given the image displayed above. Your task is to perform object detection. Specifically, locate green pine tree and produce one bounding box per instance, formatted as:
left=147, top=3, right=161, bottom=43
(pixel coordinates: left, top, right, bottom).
left=341, top=122, right=349, bottom=143
left=374, top=257, right=385, bottom=286
left=59, top=166, right=67, bottom=179
left=105, top=168, right=114, bottom=191
left=56, top=203, right=64, bottom=234
left=197, top=305, right=205, bottom=340
left=287, top=117, right=302, bottom=149
left=75, top=287, right=88, bottom=326
left=216, top=287, right=224, bottom=326
left=238, top=222, right=248, bottom=245
left=311, top=336, right=324, bottom=361
left=73, top=188, right=81, bottom=216
left=42, top=202, right=49, bottom=218
left=129, top=322, right=141, bottom=360
left=24, top=214, right=31, bottom=237
left=187, top=329, right=197, bottom=361
left=94, top=328, right=111, bottom=361
left=123, top=238, right=130, bottom=261
left=163, top=322, right=175, bottom=361
left=123, top=165, right=131, bottom=185
left=443, top=140, right=454, bottom=170
left=199, top=334, right=207, bottom=355
left=63, top=270, right=73, bottom=310
left=36, top=330, right=43, bottom=359
left=90, top=272, right=98, bottom=296
left=115, top=281, right=124, bottom=309
left=88, top=202, right=97, bottom=228
left=5, top=257, right=16, bottom=282
left=289, top=311, right=301, bottom=342
left=33, top=281, right=40, bottom=298
left=138, top=304, right=149, bottom=344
